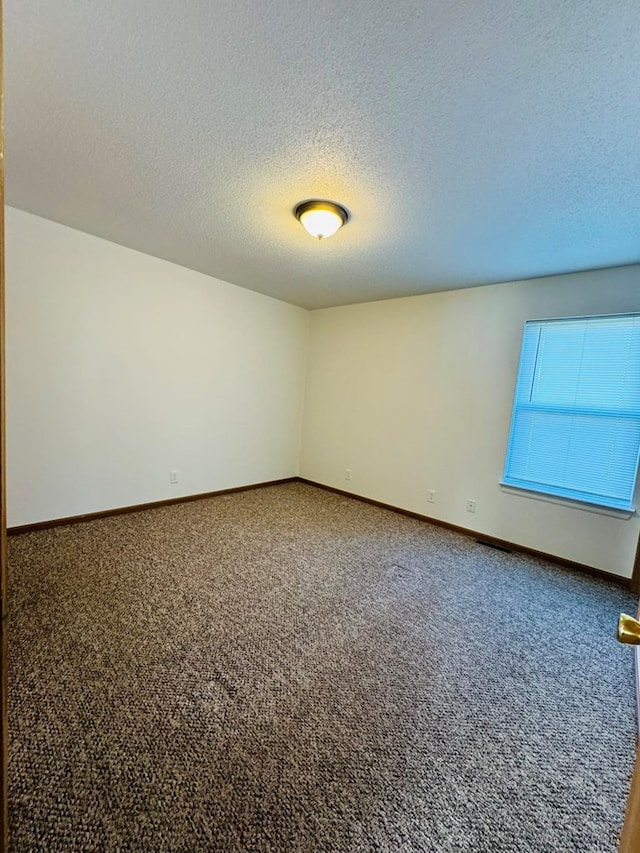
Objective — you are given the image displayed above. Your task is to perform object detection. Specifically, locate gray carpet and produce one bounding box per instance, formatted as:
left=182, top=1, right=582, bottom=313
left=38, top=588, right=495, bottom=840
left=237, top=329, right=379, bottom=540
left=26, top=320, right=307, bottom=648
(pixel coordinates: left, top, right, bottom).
left=7, top=482, right=638, bottom=852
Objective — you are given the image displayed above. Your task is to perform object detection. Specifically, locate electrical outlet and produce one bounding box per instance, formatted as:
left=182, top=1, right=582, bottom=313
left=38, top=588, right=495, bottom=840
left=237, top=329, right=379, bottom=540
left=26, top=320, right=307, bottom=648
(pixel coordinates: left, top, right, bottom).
left=344, top=468, right=352, bottom=481
left=170, top=470, right=179, bottom=484
left=427, top=489, right=436, bottom=503
left=466, top=499, right=476, bottom=513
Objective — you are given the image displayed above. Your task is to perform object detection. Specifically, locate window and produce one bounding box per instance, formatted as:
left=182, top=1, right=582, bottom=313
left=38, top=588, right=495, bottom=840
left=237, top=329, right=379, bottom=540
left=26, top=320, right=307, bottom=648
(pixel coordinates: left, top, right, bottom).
left=502, top=313, right=640, bottom=511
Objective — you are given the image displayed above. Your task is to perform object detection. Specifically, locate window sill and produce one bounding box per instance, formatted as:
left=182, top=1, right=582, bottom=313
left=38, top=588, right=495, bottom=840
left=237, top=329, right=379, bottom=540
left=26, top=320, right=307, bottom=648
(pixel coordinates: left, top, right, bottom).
left=499, top=483, right=636, bottom=519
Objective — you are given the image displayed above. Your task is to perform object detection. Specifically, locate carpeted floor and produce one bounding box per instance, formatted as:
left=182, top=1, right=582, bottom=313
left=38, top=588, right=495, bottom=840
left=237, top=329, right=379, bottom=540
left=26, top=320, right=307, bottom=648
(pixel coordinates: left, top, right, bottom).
left=7, top=482, right=638, bottom=852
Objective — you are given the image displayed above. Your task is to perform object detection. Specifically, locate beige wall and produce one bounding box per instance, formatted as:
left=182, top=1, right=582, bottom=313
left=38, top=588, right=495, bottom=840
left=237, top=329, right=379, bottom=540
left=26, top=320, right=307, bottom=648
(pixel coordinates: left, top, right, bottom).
left=6, top=208, right=309, bottom=526
left=300, top=267, right=640, bottom=578
left=7, top=206, right=640, bottom=578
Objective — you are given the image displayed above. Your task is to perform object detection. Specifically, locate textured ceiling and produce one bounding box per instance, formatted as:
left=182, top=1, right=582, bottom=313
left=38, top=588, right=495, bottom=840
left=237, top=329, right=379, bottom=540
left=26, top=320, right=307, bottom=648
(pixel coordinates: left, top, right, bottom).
left=6, top=0, right=640, bottom=309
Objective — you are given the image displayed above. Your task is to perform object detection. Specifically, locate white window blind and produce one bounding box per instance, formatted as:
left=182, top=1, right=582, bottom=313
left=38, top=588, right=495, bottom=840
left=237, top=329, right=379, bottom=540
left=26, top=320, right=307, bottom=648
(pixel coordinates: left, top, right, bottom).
left=502, top=313, right=640, bottom=511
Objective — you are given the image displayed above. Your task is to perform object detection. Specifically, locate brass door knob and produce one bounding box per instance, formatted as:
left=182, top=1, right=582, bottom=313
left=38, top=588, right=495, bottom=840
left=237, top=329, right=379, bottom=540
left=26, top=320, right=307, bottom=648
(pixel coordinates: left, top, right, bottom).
left=617, top=613, right=640, bottom=645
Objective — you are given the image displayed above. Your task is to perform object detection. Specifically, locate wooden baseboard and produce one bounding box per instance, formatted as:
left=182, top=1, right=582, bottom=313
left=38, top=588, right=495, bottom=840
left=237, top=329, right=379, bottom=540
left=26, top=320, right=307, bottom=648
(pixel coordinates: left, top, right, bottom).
left=8, top=475, right=634, bottom=589
left=295, top=477, right=631, bottom=588
left=7, top=478, right=297, bottom=536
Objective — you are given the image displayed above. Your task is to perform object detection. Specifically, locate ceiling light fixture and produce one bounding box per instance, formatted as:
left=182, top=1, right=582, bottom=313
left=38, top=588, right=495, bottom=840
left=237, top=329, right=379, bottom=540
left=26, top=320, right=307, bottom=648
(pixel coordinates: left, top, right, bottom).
left=294, top=200, right=349, bottom=240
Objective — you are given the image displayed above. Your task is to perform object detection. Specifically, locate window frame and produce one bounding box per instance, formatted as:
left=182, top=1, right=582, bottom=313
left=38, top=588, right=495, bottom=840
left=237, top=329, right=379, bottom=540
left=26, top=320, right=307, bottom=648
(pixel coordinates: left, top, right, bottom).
left=501, top=312, right=640, bottom=513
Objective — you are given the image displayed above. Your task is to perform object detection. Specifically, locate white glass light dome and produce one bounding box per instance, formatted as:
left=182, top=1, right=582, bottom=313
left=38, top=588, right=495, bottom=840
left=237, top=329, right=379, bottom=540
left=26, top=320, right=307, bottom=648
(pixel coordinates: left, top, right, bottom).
left=295, top=200, right=349, bottom=240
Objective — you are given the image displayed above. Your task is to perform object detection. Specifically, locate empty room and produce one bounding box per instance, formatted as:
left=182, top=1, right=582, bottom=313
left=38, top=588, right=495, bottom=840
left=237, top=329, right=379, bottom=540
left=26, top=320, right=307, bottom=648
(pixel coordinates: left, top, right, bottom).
left=2, top=0, right=640, bottom=851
